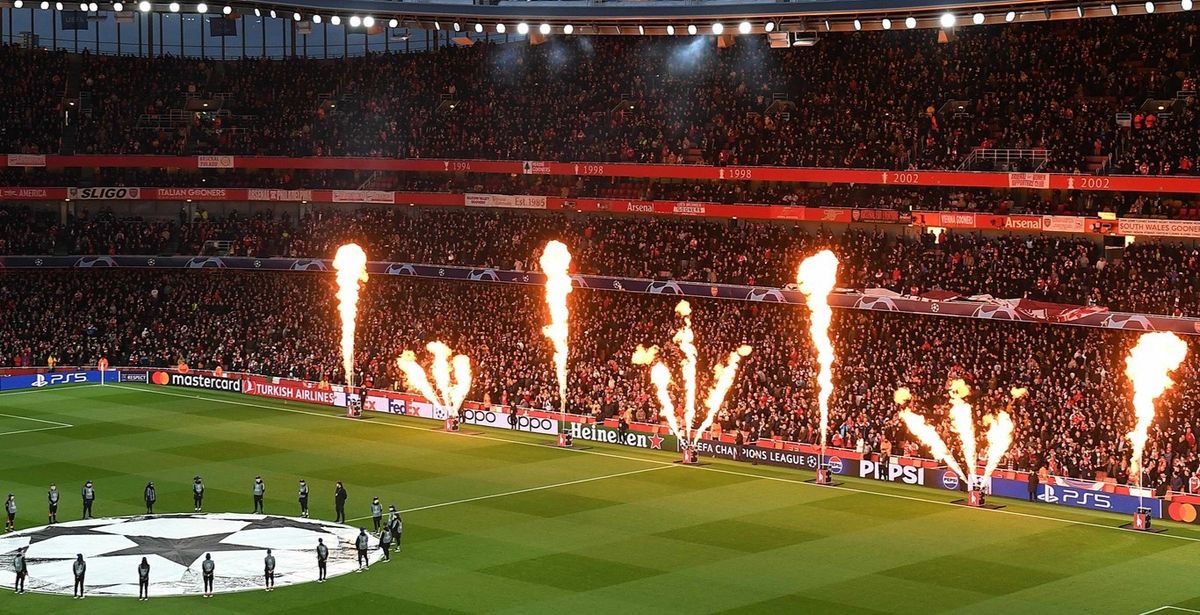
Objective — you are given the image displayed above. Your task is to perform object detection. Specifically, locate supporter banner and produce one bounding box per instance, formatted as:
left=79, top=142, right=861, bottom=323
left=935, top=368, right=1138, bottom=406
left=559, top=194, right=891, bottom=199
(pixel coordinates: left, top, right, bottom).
left=67, top=187, right=141, bottom=200
left=692, top=438, right=859, bottom=475
left=152, top=371, right=243, bottom=393
left=464, top=193, right=547, bottom=209
left=565, top=423, right=673, bottom=451
left=1001, top=215, right=1044, bottom=232
left=851, top=208, right=901, bottom=223
left=151, top=188, right=230, bottom=201
left=7, top=154, right=46, bottom=168
left=9, top=155, right=1200, bottom=195
left=117, top=371, right=149, bottom=383
left=0, top=370, right=104, bottom=391
left=7, top=255, right=1200, bottom=336
left=0, top=187, right=65, bottom=200
left=331, top=190, right=393, bottom=204
left=1008, top=173, right=1050, bottom=189
left=242, top=377, right=337, bottom=406
left=1041, top=215, right=1088, bottom=233
left=197, top=155, right=234, bottom=169
left=247, top=189, right=313, bottom=202
left=912, top=212, right=977, bottom=229
left=1116, top=218, right=1200, bottom=239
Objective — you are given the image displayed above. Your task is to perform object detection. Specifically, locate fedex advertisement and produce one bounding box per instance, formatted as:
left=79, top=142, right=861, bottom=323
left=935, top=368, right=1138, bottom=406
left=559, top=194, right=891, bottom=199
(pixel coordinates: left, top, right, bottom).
left=0, top=370, right=107, bottom=391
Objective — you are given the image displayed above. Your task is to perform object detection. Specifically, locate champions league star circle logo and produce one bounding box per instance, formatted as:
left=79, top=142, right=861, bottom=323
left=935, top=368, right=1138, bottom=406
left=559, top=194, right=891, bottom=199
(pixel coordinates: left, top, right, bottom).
left=0, top=514, right=380, bottom=597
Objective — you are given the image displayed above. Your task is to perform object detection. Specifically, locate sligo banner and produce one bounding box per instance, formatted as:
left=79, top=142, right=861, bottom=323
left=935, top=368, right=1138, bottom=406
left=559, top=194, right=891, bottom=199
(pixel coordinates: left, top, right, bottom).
left=67, top=187, right=141, bottom=200
left=0, top=370, right=105, bottom=391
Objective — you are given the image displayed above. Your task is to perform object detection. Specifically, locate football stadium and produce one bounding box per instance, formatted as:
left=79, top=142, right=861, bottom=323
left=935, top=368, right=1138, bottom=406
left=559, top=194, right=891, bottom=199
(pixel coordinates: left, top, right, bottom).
left=2, top=0, right=1200, bottom=613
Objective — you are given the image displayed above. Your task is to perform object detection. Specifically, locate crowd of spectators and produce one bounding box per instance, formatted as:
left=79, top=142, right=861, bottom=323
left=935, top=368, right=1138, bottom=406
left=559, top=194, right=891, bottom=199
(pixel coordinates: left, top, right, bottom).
left=1, top=269, right=1195, bottom=490
left=2, top=15, right=1196, bottom=174
left=0, top=45, right=68, bottom=155
left=4, top=203, right=1200, bottom=316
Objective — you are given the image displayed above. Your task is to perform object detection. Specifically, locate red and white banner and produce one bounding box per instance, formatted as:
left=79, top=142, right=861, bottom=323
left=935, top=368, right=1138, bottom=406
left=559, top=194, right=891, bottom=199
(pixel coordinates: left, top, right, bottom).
left=1008, top=172, right=1050, bottom=189
left=464, top=193, right=547, bottom=209
left=1040, top=215, right=1088, bottom=233
left=7, top=154, right=46, bottom=168
left=0, top=187, right=63, bottom=200
left=241, top=375, right=337, bottom=405
left=331, top=190, right=393, bottom=204
left=152, top=187, right=230, bottom=200
left=522, top=161, right=551, bottom=175
left=197, top=155, right=235, bottom=169
left=915, top=212, right=977, bottom=228
left=1116, top=218, right=1200, bottom=238
left=248, top=189, right=314, bottom=202
left=1001, top=215, right=1043, bottom=231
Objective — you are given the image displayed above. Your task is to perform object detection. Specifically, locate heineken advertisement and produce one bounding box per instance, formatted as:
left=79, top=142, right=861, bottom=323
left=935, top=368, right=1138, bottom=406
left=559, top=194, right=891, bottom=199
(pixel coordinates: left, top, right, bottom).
left=566, top=423, right=676, bottom=451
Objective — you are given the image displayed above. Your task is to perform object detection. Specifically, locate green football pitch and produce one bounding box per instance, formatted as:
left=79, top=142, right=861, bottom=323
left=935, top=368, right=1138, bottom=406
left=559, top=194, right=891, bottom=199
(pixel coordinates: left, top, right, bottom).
left=2, top=383, right=1200, bottom=614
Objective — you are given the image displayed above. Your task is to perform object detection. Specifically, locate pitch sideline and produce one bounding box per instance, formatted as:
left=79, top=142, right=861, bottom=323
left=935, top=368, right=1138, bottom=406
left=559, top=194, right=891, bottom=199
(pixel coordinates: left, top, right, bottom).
left=104, top=383, right=1200, bottom=545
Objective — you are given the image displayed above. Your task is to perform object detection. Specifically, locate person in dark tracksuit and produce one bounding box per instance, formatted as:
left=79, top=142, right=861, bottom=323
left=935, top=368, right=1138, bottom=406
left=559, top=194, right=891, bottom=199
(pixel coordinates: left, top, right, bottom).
left=334, top=482, right=347, bottom=523
left=201, top=553, right=215, bottom=597
left=298, top=480, right=309, bottom=518
left=193, top=476, right=205, bottom=512
left=379, top=526, right=392, bottom=562
left=144, top=482, right=157, bottom=515
left=72, top=554, right=86, bottom=599
left=81, top=481, right=95, bottom=519
left=13, top=547, right=27, bottom=594
left=370, top=497, right=383, bottom=533
left=355, top=529, right=369, bottom=571
left=48, top=483, right=60, bottom=524
left=316, top=538, right=328, bottom=582
left=5, top=494, right=15, bottom=532
left=1027, top=469, right=1039, bottom=502
left=252, top=477, right=265, bottom=514
left=389, top=509, right=403, bottom=552
left=263, top=549, right=275, bottom=591
left=137, top=557, right=150, bottom=601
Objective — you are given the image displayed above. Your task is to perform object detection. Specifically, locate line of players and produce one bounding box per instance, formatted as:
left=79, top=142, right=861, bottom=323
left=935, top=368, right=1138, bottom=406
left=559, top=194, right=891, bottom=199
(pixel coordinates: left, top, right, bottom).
left=9, top=477, right=404, bottom=599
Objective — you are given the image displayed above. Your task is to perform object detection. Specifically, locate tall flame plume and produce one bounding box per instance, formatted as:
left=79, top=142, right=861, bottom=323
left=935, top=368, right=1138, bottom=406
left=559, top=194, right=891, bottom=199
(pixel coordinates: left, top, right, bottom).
left=1124, top=332, right=1188, bottom=482
left=633, top=300, right=752, bottom=447
left=797, top=250, right=839, bottom=448
left=946, top=379, right=978, bottom=483
left=540, top=241, right=573, bottom=414
left=332, top=244, right=368, bottom=386
left=397, top=342, right=473, bottom=417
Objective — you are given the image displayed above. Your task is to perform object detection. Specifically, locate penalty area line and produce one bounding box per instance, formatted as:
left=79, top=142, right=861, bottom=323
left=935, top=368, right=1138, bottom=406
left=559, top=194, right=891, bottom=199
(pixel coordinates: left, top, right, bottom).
left=109, top=384, right=1200, bottom=544
left=347, top=465, right=673, bottom=521
left=0, top=412, right=74, bottom=428
left=1137, top=608, right=1200, bottom=615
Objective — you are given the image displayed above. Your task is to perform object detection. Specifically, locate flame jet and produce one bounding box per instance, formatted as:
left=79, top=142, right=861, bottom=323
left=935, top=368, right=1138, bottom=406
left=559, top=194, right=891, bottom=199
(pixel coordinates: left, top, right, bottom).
left=332, top=244, right=368, bottom=387
left=397, top=342, right=473, bottom=417
left=540, top=241, right=573, bottom=414
left=1124, top=332, right=1188, bottom=482
left=797, top=250, right=839, bottom=449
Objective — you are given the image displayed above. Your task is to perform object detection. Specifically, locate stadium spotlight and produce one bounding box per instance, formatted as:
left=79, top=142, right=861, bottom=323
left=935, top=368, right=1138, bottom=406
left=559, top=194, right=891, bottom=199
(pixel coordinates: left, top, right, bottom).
left=452, top=22, right=460, bottom=31
left=292, top=11, right=299, bottom=21
left=79, top=2, right=87, bottom=10
left=823, top=19, right=831, bottom=30
left=389, top=18, right=398, bottom=28
left=269, top=9, right=276, bottom=18
left=765, top=21, right=776, bottom=32
left=330, top=15, right=339, bottom=25
left=41, top=1, right=49, bottom=9
left=496, top=23, right=505, bottom=33
left=1145, top=0, right=1155, bottom=11
left=517, top=22, right=528, bottom=34
left=905, top=15, right=917, bottom=27
left=881, top=17, right=891, bottom=29
left=138, top=0, right=148, bottom=11
left=1076, top=5, right=1084, bottom=16
left=539, top=23, right=550, bottom=34
left=474, top=22, right=482, bottom=32
left=666, top=24, right=675, bottom=35
left=687, top=24, right=697, bottom=35
left=1005, top=10, right=1016, bottom=20
left=637, top=24, right=644, bottom=35
left=563, top=23, right=573, bottom=34
left=940, top=12, right=956, bottom=27
left=711, top=22, right=723, bottom=34
left=433, top=20, right=439, bottom=30
left=853, top=19, right=861, bottom=30
left=222, top=5, right=231, bottom=15
left=973, top=12, right=985, bottom=23
left=14, top=0, right=22, bottom=7
left=1109, top=3, right=1120, bottom=13
left=738, top=20, right=751, bottom=34
left=196, top=3, right=206, bottom=13
left=168, top=1, right=178, bottom=12
left=363, top=16, right=374, bottom=27
left=1184, top=0, right=1194, bottom=10
left=349, top=15, right=360, bottom=27
left=312, top=14, right=320, bottom=23
left=88, top=1, right=96, bottom=9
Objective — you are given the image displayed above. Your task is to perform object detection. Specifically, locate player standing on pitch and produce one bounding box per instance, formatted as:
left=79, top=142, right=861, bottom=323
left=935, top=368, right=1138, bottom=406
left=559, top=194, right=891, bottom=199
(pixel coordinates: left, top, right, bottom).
left=193, top=476, right=205, bottom=512
left=81, top=481, right=95, bottom=519
left=144, top=482, right=156, bottom=515
left=355, top=528, right=369, bottom=571
left=252, top=476, right=265, bottom=514
left=370, top=497, right=382, bottom=533
left=12, top=547, right=27, bottom=594
left=137, top=557, right=150, bottom=601
left=379, top=525, right=393, bottom=562
left=298, top=479, right=309, bottom=518
left=263, top=549, right=275, bottom=591
left=334, top=481, right=348, bottom=523
left=72, top=554, right=86, bottom=599
left=388, top=507, right=403, bottom=551
left=316, top=537, right=328, bottom=582
left=47, top=483, right=59, bottom=523
left=201, top=553, right=215, bottom=597
left=5, top=493, right=16, bottom=532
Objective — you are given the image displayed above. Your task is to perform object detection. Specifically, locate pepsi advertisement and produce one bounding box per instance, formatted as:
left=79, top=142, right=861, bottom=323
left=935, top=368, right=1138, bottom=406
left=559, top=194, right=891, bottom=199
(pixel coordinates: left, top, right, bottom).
left=0, top=370, right=107, bottom=391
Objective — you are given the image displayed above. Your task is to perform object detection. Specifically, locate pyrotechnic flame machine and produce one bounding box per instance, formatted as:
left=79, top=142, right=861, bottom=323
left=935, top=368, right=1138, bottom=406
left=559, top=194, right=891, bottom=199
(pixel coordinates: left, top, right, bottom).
left=396, top=342, right=473, bottom=418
